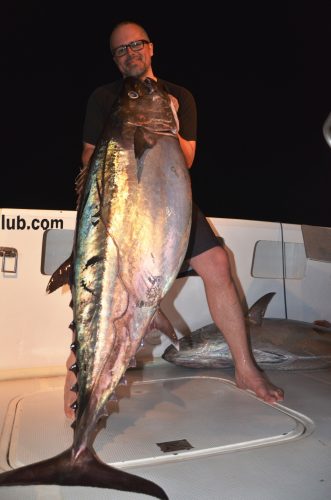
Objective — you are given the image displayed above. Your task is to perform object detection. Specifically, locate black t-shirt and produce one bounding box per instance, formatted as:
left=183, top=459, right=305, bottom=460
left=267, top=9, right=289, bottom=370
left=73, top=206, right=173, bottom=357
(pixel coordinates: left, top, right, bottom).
left=82, top=78, right=197, bottom=146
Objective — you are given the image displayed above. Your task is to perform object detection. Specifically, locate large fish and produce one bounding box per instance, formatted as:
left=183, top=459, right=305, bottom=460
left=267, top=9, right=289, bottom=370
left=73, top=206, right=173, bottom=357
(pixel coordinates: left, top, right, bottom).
left=0, top=77, right=192, bottom=499
left=162, top=292, right=331, bottom=370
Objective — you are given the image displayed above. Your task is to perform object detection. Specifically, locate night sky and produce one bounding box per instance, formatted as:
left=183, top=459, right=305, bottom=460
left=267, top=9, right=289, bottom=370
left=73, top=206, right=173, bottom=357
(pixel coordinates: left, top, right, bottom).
left=2, top=2, right=331, bottom=226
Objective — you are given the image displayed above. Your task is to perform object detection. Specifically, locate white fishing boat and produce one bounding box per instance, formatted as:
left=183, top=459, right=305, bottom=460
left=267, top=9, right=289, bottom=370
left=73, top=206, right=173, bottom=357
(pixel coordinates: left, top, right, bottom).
left=0, top=208, right=331, bottom=499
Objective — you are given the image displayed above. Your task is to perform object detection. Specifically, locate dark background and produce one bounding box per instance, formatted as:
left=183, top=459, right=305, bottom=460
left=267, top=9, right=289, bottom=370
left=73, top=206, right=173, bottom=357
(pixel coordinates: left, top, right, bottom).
left=2, top=2, right=331, bottom=226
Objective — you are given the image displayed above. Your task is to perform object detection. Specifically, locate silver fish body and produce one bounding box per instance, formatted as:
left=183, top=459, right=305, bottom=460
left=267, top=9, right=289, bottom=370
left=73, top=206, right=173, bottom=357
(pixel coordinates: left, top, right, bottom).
left=162, top=292, right=331, bottom=370
left=72, top=78, right=192, bottom=451
left=0, top=77, right=191, bottom=500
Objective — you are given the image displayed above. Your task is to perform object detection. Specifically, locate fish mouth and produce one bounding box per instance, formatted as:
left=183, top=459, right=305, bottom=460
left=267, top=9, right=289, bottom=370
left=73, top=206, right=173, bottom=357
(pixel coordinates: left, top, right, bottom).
left=162, top=344, right=178, bottom=359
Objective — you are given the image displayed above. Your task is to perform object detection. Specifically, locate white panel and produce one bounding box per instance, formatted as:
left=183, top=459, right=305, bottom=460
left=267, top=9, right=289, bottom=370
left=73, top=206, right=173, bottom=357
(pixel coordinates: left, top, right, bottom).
left=0, top=209, right=76, bottom=374
left=207, top=218, right=286, bottom=318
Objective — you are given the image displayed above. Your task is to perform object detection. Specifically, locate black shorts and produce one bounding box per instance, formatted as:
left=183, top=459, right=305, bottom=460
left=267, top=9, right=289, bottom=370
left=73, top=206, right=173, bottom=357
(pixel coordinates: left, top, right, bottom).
left=177, top=203, right=223, bottom=278
left=185, top=202, right=223, bottom=260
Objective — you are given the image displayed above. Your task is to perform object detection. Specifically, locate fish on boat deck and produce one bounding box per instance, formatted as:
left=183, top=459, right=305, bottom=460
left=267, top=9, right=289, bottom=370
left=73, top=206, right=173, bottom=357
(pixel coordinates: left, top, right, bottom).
left=162, top=292, right=331, bottom=370
left=0, top=77, right=192, bottom=500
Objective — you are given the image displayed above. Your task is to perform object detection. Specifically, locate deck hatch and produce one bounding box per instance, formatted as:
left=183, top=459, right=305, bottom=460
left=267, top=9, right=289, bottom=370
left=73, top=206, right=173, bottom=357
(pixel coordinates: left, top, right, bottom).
left=3, top=376, right=312, bottom=470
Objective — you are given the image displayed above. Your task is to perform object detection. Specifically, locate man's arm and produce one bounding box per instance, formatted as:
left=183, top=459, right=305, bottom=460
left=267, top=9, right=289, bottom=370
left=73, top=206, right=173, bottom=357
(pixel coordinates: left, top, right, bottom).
left=169, top=93, right=196, bottom=168
left=82, top=142, right=96, bottom=168
left=178, top=135, right=196, bottom=169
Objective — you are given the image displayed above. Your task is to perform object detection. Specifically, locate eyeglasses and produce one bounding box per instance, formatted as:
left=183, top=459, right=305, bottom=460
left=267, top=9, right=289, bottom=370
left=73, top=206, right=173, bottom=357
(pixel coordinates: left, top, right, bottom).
left=112, top=39, right=150, bottom=58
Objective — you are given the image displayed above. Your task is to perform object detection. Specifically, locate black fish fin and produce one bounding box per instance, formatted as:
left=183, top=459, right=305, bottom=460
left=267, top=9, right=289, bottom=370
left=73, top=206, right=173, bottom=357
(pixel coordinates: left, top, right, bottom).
left=128, top=356, right=137, bottom=368
left=119, top=376, right=127, bottom=386
left=247, top=292, right=276, bottom=326
left=46, top=254, right=73, bottom=294
left=150, top=308, right=179, bottom=349
left=134, top=127, right=156, bottom=159
left=134, top=127, right=157, bottom=182
left=0, top=447, right=168, bottom=499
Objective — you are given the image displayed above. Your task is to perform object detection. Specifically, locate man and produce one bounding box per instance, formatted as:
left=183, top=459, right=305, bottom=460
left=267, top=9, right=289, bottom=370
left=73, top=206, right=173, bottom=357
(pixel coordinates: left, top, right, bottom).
left=79, top=21, right=284, bottom=410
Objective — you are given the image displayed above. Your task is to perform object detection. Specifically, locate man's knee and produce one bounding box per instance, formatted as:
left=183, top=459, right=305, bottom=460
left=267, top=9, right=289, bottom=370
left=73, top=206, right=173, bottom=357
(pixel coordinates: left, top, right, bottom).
left=190, top=245, right=231, bottom=282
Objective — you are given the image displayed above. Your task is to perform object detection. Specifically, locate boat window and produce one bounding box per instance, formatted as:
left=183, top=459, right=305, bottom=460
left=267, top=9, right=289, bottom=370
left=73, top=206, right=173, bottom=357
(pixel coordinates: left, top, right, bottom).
left=41, top=229, right=74, bottom=275
left=251, top=241, right=306, bottom=279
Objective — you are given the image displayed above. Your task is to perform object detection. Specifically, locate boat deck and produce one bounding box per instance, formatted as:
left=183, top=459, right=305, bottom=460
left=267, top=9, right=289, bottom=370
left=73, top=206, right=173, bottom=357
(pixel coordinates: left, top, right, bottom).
left=1, top=210, right=331, bottom=498
left=0, top=361, right=330, bottom=499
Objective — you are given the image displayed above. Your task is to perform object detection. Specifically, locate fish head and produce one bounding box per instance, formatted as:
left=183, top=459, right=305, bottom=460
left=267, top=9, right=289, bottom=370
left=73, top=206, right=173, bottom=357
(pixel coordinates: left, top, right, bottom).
left=162, top=328, right=233, bottom=368
left=118, top=77, right=179, bottom=135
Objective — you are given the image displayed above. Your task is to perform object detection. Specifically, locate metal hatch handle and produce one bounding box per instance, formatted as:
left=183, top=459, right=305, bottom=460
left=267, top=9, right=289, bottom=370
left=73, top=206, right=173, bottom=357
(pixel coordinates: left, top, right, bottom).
left=0, top=247, right=18, bottom=273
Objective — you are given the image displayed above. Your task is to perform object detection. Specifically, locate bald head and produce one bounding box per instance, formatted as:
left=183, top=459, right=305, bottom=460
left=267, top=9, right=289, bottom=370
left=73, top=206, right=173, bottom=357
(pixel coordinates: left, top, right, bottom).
left=110, top=22, right=150, bottom=52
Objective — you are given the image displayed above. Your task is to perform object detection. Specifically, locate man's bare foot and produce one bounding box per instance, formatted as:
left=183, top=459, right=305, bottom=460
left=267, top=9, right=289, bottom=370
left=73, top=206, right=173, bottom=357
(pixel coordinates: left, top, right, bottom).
left=235, top=366, right=284, bottom=403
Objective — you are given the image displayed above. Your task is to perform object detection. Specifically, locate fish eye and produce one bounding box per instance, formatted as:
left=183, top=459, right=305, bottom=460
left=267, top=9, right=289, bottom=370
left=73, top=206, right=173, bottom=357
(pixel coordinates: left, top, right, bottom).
left=128, top=91, right=139, bottom=99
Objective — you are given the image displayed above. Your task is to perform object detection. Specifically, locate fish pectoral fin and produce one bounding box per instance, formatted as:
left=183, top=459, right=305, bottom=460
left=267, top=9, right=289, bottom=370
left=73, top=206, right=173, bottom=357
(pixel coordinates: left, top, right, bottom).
left=46, top=254, right=73, bottom=293
left=252, top=348, right=288, bottom=363
left=134, top=127, right=157, bottom=160
left=149, top=309, right=179, bottom=350
left=134, top=127, right=157, bottom=182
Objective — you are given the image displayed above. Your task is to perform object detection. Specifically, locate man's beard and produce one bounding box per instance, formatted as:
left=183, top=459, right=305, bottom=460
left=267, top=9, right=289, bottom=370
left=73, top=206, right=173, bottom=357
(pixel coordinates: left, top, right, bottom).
left=123, top=57, right=147, bottom=78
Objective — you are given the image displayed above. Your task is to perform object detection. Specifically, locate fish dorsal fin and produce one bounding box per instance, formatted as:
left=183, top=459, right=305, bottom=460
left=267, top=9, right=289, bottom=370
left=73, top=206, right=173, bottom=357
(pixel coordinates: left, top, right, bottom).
left=247, top=292, right=276, bottom=326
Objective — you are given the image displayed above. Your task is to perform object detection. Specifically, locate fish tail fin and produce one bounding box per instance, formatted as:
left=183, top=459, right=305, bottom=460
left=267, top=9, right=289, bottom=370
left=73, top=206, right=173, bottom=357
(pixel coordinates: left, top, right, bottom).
left=0, top=447, right=168, bottom=499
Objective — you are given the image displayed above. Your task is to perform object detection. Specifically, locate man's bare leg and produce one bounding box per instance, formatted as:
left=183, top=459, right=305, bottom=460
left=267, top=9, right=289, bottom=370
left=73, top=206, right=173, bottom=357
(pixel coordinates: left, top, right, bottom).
left=189, top=246, right=284, bottom=403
